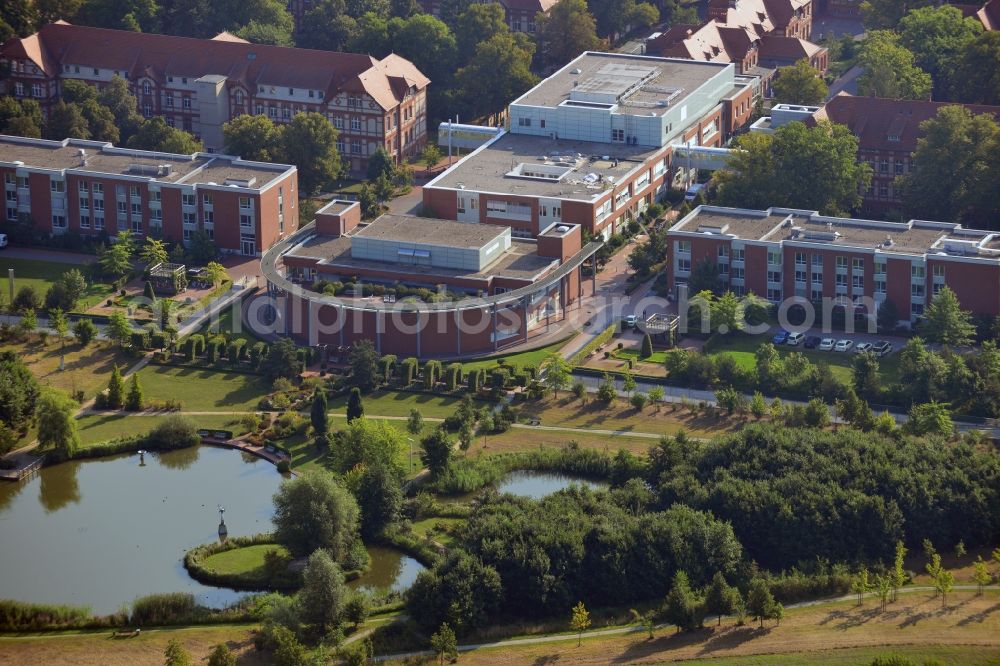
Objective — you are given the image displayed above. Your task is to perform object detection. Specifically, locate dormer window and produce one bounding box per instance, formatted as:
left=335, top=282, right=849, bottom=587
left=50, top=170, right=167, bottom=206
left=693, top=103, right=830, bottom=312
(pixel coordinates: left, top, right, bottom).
left=888, top=134, right=899, bottom=142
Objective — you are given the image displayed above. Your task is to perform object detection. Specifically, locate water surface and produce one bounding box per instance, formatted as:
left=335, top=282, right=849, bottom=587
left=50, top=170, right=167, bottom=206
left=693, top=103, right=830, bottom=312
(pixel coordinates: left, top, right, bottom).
left=0, top=446, right=282, bottom=615
left=496, top=470, right=608, bottom=500
left=347, top=546, right=424, bottom=594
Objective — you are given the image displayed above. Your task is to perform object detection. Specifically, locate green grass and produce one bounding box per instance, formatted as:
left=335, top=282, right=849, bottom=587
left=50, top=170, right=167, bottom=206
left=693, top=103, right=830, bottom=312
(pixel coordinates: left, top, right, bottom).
left=200, top=544, right=288, bottom=576
left=705, top=333, right=903, bottom=385
left=75, top=413, right=248, bottom=446
left=134, top=365, right=270, bottom=411
left=195, top=304, right=265, bottom=345
left=615, top=348, right=669, bottom=364
left=329, top=389, right=465, bottom=420
left=459, top=338, right=573, bottom=373
left=411, top=517, right=464, bottom=547
left=0, top=257, right=112, bottom=311
left=664, top=646, right=1000, bottom=666
left=281, top=414, right=430, bottom=475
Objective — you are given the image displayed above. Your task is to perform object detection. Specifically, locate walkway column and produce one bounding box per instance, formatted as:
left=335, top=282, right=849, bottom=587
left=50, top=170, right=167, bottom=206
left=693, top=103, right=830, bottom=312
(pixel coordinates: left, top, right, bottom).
left=492, top=303, right=498, bottom=351
left=522, top=295, right=529, bottom=344
left=591, top=257, right=597, bottom=295
left=376, top=310, right=382, bottom=354
left=416, top=312, right=422, bottom=359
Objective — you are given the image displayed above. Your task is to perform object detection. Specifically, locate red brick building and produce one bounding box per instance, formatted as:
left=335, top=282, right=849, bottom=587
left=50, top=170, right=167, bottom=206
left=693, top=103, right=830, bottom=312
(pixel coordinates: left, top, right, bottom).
left=707, top=0, right=816, bottom=39
left=1, top=135, right=298, bottom=256
left=667, top=205, right=1000, bottom=326
left=812, top=94, right=1000, bottom=217
left=0, top=22, right=430, bottom=174
left=260, top=200, right=601, bottom=356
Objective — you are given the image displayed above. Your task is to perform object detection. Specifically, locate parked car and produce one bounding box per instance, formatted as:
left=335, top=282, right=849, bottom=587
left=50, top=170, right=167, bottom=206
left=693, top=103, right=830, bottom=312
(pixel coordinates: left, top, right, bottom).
left=786, top=331, right=805, bottom=346
left=684, top=183, right=706, bottom=201
left=772, top=330, right=790, bottom=345
left=624, top=315, right=637, bottom=329
left=804, top=335, right=821, bottom=349
left=835, top=339, right=855, bottom=352
left=873, top=340, right=893, bottom=357
left=819, top=338, right=835, bottom=351
left=855, top=342, right=874, bottom=354
left=0, top=233, right=7, bottom=248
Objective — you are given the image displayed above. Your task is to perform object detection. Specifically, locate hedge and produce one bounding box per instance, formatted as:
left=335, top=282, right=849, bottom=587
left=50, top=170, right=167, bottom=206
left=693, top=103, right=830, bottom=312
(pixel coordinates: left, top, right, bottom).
left=187, top=334, right=205, bottom=361
left=400, top=357, right=418, bottom=386
left=380, top=354, right=397, bottom=382
left=445, top=363, right=462, bottom=391
left=130, top=329, right=151, bottom=350
left=570, top=322, right=617, bottom=366
left=183, top=534, right=301, bottom=591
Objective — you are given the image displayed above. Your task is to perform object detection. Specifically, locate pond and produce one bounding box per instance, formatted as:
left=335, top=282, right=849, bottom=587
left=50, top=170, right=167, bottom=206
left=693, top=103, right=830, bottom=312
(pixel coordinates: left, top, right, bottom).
left=496, top=470, right=608, bottom=500
left=348, top=546, right=424, bottom=594
left=0, top=446, right=283, bottom=615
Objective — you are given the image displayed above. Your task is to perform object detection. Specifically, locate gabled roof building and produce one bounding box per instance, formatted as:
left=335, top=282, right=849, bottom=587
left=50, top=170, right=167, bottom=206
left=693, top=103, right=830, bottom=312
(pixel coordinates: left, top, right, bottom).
left=0, top=22, right=430, bottom=174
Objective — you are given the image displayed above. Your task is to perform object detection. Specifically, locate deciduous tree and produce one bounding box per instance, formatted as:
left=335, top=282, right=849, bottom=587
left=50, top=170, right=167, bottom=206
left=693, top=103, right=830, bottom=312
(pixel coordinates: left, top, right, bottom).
left=856, top=30, right=932, bottom=100
left=127, top=117, right=203, bottom=153
left=297, top=549, right=347, bottom=631
left=37, top=389, right=80, bottom=457
left=279, top=112, right=342, bottom=194
left=420, top=427, right=453, bottom=477
left=772, top=58, right=828, bottom=105
left=535, top=0, right=602, bottom=69
left=570, top=601, right=591, bottom=645
left=272, top=470, right=361, bottom=559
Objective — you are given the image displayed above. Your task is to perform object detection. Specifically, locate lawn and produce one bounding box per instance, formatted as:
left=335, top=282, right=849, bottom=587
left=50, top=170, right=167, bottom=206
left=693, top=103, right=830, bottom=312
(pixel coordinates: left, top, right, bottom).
left=200, top=543, right=289, bottom=576
left=411, top=517, right=464, bottom=548
left=517, top=395, right=742, bottom=440
left=705, top=333, right=902, bottom=385
left=0, top=339, right=131, bottom=399
left=470, top=426, right=656, bottom=456
left=459, top=337, right=574, bottom=374
left=135, top=365, right=270, bottom=411
left=0, top=257, right=112, bottom=311
left=328, top=389, right=466, bottom=420
left=75, top=413, right=248, bottom=446
left=615, top=348, right=669, bottom=364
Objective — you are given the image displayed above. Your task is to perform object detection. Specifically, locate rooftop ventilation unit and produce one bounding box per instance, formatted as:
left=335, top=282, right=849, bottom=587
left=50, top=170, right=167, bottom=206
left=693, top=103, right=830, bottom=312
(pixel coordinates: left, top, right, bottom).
left=224, top=177, right=256, bottom=187
left=128, top=163, right=173, bottom=177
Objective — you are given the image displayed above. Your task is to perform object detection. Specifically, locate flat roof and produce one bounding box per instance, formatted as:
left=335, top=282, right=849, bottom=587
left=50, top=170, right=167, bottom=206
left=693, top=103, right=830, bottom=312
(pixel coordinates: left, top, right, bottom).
left=0, top=136, right=293, bottom=189
left=353, top=213, right=508, bottom=249
left=514, top=52, right=729, bottom=116
left=427, top=132, right=660, bottom=201
left=670, top=206, right=992, bottom=257
left=286, top=232, right=555, bottom=282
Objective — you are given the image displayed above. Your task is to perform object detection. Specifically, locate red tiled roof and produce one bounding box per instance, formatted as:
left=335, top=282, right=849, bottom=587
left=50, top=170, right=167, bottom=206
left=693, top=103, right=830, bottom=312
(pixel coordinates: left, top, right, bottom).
left=758, top=34, right=821, bottom=60
left=813, top=93, right=1000, bottom=152
left=500, top=0, right=559, bottom=12
left=0, top=22, right=430, bottom=110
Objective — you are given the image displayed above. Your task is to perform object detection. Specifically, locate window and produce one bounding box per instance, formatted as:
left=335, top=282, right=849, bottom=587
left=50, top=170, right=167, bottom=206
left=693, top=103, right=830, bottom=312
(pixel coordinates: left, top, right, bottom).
left=932, top=264, right=945, bottom=278
left=52, top=214, right=66, bottom=228
left=142, top=82, right=151, bottom=95
left=810, top=270, right=822, bottom=284
left=351, top=117, right=361, bottom=131
left=182, top=97, right=191, bottom=109
left=182, top=193, right=195, bottom=206
left=517, top=117, right=532, bottom=127
left=240, top=214, right=253, bottom=228
left=334, top=117, right=344, bottom=129
left=718, top=262, right=729, bottom=275
left=911, top=303, right=924, bottom=316
left=852, top=258, right=863, bottom=271
left=150, top=190, right=161, bottom=202
left=875, top=279, right=886, bottom=294
left=932, top=283, right=944, bottom=295
left=94, top=213, right=104, bottom=230
left=256, top=104, right=264, bottom=115
left=795, top=269, right=806, bottom=284
left=143, top=104, right=151, bottom=117
left=6, top=207, right=16, bottom=221
left=93, top=199, right=104, bottom=212
left=768, top=249, right=781, bottom=264
left=836, top=256, right=847, bottom=270
left=79, top=197, right=89, bottom=210
left=203, top=194, right=213, bottom=206
left=718, top=245, right=729, bottom=258
left=14, top=82, right=23, bottom=96
left=5, top=191, right=15, bottom=202
left=677, top=258, right=691, bottom=272
left=50, top=180, right=64, bottom=193
left=852, top=275, right=864, bottom=289
left=308, top=90, right=315, bottom=98
left=879, top=159, right=888, bottom=173
left=203, top=210, right=213, bottom=224
left=165, top=96, right=174, bottom=108
left=911, top=264, right=925, bottom=279
left=181, top=78, right=187, bottom=85
left=795, top=252, right=805, bottom=266
left=874, top=261, right=886, bottom=276
left=117, top=201, right=127, bottom=213
left=611, top=128, right=624, bottom=142
left=895, top=159, right=904, bottom=174
left=235, top=90, right=244, bottom=104
left=183, top=212, right=196, bottom=225
left=268, top=106, right=277, bottom=118
left=767, top=288, right=782, bottom=302
left=239, top=196, right=250, bottom=208
left=732, top=248, right=744, bottom=262
left=879, top=183, right=889, bottom=197
left=731, top=266, right=744, bottom=280
left=288, top=88, right=294, bottom=96
left=131, top=202, right=141, bottom=215
left=132, top=218, right=142, bottom=233
left=80, top=213, right=90, bottom=229
left=78, top=181, right=88, bottom=193
left=767, top=270, right=781, bottom=283
left=911, top=283, right=924, bottom=297
left=32, top=84, right=43, bottom=98
left=129, top=186, right=139, bottom=198
left=336, top=139, right=345, bottom=154
left=812, top=253, right=823, bottom=268
left=811, top=288, right=823, bottom=301
left=351, top=140, right=361, bottom=154
left=183, top=228, right=192, bottom=241
left=93, top=183, right=103, bottom=194
left=150, top=208, right=162, bottom=221
left=677, top=240, right=691, bottom=253
left=836, top=274, right=847, bottom=287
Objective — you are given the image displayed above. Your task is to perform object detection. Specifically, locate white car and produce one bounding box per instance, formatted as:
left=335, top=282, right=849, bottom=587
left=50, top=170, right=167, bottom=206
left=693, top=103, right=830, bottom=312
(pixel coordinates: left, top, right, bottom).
left=835, top=339, right=855, bottom=352
left=855, top=342, right=873, bottom=353
left=818, top=338, right=835, bottom=351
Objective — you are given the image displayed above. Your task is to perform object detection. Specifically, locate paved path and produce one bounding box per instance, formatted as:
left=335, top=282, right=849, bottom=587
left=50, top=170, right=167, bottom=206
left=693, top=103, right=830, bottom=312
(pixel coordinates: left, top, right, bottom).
left=374, top=585, right=998, bottom=662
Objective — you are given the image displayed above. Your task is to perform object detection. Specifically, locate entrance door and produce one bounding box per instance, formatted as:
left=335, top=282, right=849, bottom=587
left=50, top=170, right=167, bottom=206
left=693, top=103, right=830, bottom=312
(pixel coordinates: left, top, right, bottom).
left=241, top=239, right=256, bottom=256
